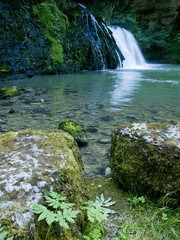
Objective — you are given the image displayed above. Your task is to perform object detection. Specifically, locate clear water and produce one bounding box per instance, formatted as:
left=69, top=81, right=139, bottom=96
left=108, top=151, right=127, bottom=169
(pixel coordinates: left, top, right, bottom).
left=0, top=64, right=180, bottom=177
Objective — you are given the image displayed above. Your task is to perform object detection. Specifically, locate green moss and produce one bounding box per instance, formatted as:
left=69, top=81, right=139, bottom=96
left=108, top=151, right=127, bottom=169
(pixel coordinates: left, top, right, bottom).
left=0, top=64, right=11, bottom=78
left=0, top=129, right=88, bottom=239
left=33, top=1, right=69, bottom=65
left=58, top=120, right=88, bottom=146
left=109, top=126, right=180, bottom=205
left=0, top=86, right=19, bottom=99
left=0, top=131, right=17, bottom=140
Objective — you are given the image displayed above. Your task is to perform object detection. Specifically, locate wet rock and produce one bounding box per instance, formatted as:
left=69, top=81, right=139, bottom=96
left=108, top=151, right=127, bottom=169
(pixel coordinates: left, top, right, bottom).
left=110, top=122, right=180, bottom=206
left=87, top=126, right=98, bottom=133
left=99, top=139, right=111, bottom=144
left=0, top=118, right=7, bottom=124
left=101, top=115, right=114, bottom=122
left=0, top=86, right=19, bottom=99
left=0, top=129, right=87, bottom=239
left=58, top=120, right=88, bottom=146
left=128, top=115, right=136, bottom=119
left=8, top=108, right=16, bottom=114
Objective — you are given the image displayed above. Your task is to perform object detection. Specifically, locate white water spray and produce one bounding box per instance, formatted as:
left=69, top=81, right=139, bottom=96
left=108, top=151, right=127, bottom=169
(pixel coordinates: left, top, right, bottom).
left=109, top=26, right=147, bottom=68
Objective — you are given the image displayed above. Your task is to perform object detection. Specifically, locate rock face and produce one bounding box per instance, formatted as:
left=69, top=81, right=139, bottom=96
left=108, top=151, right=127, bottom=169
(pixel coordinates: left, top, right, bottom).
left=131, top=0, right=180, bottom=30
left=0, top=129, right=87, bottom=239
left=109, top=122, right=180, bottom=206
left=0, top=0, right=123, bottom=80
left=58, top=120, right=88, bottom=147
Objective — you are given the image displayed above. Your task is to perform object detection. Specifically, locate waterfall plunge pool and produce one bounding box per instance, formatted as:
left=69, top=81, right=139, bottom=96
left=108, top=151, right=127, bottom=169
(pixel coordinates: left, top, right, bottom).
left=0, top=63, right=180, bottom=177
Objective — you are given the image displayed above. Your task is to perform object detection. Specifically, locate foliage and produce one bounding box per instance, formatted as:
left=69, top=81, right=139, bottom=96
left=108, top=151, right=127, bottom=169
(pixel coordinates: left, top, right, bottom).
left=74, top=0, right=130, bottom=22
left=0, top=223, right=14, bottom=240
left=128, top=195, right=146, bottom=207
left=32, top=191, right=80, bottom=239
left=33, top=1, right=69, bottom=65
left=83, top=194, right=115, bottom=239
left=117, top=194, right=180, bottom=239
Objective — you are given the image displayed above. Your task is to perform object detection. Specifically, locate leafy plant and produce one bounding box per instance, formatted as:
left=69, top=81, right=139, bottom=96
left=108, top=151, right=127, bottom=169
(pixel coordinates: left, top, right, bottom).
left=83, top=194, right=115, bottom=240
left=128, top=195, right=146, bottom=207
left=0, top=223, right=14, bottom=240
left=32, top=191, right=80, bottom=240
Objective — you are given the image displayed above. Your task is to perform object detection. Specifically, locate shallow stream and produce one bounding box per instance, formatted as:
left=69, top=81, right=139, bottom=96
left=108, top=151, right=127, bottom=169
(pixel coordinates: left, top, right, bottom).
left=0, top=64, right=180, bottom=177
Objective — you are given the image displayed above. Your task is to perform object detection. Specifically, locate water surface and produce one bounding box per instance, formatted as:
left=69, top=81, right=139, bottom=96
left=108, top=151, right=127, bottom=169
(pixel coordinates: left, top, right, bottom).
left=0, top=64, right=180, bottom=176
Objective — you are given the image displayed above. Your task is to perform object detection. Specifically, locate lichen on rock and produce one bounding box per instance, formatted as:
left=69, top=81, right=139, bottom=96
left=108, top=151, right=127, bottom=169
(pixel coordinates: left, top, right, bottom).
left=58, top=120, right=88, bottom=147
left=109, top=122, right=180, bottom=206
left=0, top=129, right=88, bottom=239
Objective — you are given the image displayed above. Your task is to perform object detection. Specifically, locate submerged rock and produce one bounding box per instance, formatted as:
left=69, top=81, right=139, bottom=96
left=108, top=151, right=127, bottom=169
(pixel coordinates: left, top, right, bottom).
left=58, top=120, right=88, bottom=147
left=0, top=86, right=19, bottom=99
left=0, top=129, right=87, bottom=239
left=109, top=122, right=180, bottom=206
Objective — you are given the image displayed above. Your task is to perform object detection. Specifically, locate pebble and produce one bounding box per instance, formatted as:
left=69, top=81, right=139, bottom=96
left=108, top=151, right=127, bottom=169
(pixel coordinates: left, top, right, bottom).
left=99, top=139, right=110, bottom=144
left=105, top=167, right=111, bottom=175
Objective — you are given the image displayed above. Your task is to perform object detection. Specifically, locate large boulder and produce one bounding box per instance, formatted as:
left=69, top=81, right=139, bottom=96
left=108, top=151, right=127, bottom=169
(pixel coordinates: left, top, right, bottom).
left=0, top=129, right=88, bottom=239
left=58, top=120, right=88, bottom=147
left=109, top=122, right=180, bottom=206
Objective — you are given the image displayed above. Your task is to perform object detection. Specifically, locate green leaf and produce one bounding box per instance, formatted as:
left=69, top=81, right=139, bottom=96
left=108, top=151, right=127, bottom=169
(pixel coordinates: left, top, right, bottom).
left=55, top=212, right=69, bottom=229
left=38, top=208, right=49, bottom=221
left=48, top=191, right=66, bottom=201
left=0, top=231, right=8, bottom=239
left=46, top=211, right=56, bottom=225
left=32, top=203, right=47, bottom=214
left=45, top=195, right=61, bottom=209
left=100, top=194, right=104, bottom=202
left=60, top=202, right=75, bottom=209
left=7, top=237, right=14, bottom=240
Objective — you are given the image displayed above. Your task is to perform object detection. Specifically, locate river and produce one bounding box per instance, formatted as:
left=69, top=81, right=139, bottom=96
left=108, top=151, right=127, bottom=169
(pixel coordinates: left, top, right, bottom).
left=0, top=64, right=180, bottom=176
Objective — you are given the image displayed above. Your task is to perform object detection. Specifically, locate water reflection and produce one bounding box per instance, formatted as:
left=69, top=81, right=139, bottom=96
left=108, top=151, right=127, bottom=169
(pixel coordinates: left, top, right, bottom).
left=110, top=70, right=141, bottom=107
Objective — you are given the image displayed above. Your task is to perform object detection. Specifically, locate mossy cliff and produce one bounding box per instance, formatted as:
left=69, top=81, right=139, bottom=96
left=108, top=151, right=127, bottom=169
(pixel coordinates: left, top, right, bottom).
left=0, top=0, right=123, bottom=80
left=109, top=122, right=180, bottom=206
left=0, top=129, right=88, bottom=239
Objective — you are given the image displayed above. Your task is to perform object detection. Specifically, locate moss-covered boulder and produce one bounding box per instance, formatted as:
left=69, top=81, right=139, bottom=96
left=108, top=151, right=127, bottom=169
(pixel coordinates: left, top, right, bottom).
left=0, top=86, right=19, bottom=99
left=0, top=129, right=88, bottom=239
left=109, top=122, right=180, bottom=206
left=58, top=120, right=88, bottom=147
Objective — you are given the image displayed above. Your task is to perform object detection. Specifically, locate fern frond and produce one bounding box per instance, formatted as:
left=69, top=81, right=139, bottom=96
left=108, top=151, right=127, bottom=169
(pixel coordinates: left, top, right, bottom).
left=32, top=203, right=47, bottom=214
left=60, top=202, right=75, bottom=209
left=48, top=191, right=66, bottom=201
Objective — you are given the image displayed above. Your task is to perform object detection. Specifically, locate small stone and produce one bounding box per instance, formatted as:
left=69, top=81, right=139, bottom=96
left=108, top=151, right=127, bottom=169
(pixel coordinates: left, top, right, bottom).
left=9, top=108, right=16, bottom=114
left=99, top=139, right=110, bottom=144
left=128, top=115, right=136, bottom=119
left=105, top=167, right=111, bottom=175
left=0, top=118, right=7, bottom=124
left=67, top=113, right=74, bottom=118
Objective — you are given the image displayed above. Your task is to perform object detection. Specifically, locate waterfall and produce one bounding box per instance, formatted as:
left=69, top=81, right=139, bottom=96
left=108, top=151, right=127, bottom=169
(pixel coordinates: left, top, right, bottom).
left=109, top=26, right=146, bottom=68
left=78, top=4, right=123, bottom=70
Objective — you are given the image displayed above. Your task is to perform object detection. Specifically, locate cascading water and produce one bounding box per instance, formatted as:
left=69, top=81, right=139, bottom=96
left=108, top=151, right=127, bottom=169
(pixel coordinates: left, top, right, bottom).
left=109, top=26, right=147, bottom=68
left=78, top=4, right=123, bottom=70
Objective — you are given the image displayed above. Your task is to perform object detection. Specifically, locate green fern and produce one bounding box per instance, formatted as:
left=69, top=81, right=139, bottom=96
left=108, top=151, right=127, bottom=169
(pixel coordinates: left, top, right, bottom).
left=83, top=194, right=115, bottom=239
left=32, top=191, right=80, bottom=239
left=0, top=223, right=14, bottom=240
